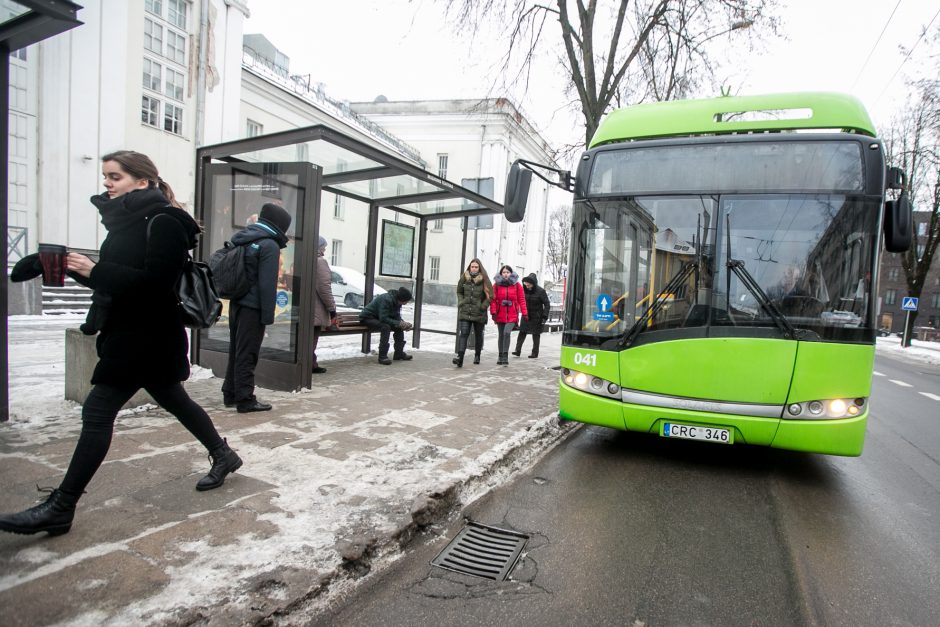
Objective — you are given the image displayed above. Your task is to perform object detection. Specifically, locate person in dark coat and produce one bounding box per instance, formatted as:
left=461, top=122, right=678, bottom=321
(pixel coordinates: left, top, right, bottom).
left=514, top=273, right=551, bottom=358
left=490, top=265, right=528, bottom=365
left=0, top=151, right=241, bottom=538
left=453, top=258, right=492, bottom=367
left=221, top=203, right=292, bottom=413
left=359, top=287, right=414, bottom=365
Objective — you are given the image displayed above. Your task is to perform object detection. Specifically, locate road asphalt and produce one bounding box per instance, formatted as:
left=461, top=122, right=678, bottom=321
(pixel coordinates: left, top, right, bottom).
left=0, top=335, right=569, bottom=626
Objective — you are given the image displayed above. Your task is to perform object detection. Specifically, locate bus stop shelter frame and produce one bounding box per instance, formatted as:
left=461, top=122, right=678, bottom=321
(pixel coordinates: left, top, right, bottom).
left=194, top=124, right=505, bottom=392
left=2, top=0, right=83, bottom=422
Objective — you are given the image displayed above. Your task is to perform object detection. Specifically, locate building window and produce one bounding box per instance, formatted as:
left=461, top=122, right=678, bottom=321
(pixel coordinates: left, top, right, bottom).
left=918, top=222, right=927, bottom=236
left=143, top=58, right=162, bottom=92
left=884, top=289, right=897, bottom=305
left=429, top=257, right=441, bottom=281
left=437, top=154, right=448, bottom=179
left=142, top=95, right=160, bottom=126
left=334, top=194, right=344, bottom=219
left=10, top=162, right=27, bottom=204
left=165, top=67, right=184, bottom=101
left=142, top=4, right=187, bottom=134
left=331, top=240, right=342, bottom=266
left=167, top=0, right=188, bottom=30
left=932, top=293, right=940, bottom=308
left=166, top=30, right=186, bottom=65
left=164, top=102, right=183, bottom=134
left=432, top=204, right=443, bottom=231
left=246, top=119, right=263, bottom=137
left=10, top=113, right=27, bottom=158
left=887, top=267, right=898, bottom=281
left=9, top=64, right=27, bottom=109
left=144, top=18, right=163, bottom=54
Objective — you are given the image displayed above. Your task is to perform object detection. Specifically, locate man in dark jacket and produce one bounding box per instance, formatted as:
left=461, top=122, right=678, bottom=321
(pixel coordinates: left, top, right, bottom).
left=514, top=273, right=551, bottom=358
left=359, top=286, right=414, bottom=365
left=222, top=203, right=291, bottom=412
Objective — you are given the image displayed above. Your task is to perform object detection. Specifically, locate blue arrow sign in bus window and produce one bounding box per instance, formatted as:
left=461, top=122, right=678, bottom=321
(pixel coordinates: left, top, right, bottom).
left=594, top=293, right=615, bottom=321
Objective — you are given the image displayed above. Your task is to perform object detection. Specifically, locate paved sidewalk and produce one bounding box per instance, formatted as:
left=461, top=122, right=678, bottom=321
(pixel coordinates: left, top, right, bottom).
left=0, top=337, right=569, bottom=625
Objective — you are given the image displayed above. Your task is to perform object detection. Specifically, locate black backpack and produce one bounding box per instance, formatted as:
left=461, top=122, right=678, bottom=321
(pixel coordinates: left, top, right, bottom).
left=208, top=241, right=252, bottom=300
left=147, top=215, right=222, bottom=329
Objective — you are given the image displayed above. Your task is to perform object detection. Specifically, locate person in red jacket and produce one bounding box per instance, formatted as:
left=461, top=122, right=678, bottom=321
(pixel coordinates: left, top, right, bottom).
left=490, top=264, right=528, bottom=365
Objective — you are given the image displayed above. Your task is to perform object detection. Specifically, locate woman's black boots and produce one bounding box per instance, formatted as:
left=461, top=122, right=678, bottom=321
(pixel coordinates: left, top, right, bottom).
left=473, top=352, right=481, bottom=365
left=0, top=488, right=78, bottom=536
left=196, top=440, right=243, bottom=491
left=453, top=351, right=464, bottom=367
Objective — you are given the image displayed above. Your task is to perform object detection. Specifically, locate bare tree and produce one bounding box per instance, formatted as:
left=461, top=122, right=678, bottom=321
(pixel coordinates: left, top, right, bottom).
left=545, top=205, right=572, bottom=282
left=440, top=0, right=779, bottom=148
left=884, top=81, right=940, bottom=347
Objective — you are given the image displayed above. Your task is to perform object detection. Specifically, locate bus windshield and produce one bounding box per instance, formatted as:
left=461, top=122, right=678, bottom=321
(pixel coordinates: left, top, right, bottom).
left=565, top=193, right=879, bottom=348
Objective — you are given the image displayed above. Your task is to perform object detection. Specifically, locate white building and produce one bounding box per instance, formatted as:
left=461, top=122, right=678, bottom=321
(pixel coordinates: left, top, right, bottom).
left=351, top=98, right=562, bottom=290
left=7, top=1, right=562, bottom=311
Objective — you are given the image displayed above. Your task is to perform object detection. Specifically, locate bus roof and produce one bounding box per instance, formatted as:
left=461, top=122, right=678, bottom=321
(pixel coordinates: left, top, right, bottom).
left=589, top=92, right=877, bottom=147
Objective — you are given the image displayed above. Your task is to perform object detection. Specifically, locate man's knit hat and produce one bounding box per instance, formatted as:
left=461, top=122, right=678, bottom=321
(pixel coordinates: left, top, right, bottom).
left=396, top=287, right=413, bottom=302
left=259, top=203, right=292, bottom=235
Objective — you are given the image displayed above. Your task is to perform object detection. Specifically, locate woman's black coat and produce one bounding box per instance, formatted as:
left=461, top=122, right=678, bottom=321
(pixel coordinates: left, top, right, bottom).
left=77, top=188, right=202, bottom=388
left=519, top=275, right=551, bottom=334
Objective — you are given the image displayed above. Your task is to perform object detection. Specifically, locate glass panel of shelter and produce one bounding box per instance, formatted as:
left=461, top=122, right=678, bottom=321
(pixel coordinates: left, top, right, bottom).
left=227, top=140, right=381, bottom=176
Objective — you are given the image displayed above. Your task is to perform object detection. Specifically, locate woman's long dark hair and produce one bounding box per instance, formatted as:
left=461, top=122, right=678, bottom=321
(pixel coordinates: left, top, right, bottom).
left=463, top=257, right=492, bottom=299
left=101, top=150, right=180, bottom=208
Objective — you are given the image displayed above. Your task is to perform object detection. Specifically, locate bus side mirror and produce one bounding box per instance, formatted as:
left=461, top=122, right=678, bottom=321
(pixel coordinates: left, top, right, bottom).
left=504, top=161, right=532, bottom=223
left=884, top=191, right=912, bottom=252
left=886, top=166, right=906, bottom=190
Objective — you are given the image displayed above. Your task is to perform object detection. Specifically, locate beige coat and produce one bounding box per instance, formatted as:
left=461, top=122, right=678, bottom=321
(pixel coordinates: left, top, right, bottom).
left=313, top=255, right=337, bottom=328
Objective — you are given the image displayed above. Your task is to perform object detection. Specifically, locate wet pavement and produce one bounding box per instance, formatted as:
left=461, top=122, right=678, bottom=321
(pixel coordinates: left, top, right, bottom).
left=0, top=332, right=569, bottom=625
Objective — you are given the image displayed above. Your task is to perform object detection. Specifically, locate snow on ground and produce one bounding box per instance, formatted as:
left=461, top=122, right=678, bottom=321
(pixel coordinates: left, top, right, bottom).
left=6, top=310, right=940, bottom=419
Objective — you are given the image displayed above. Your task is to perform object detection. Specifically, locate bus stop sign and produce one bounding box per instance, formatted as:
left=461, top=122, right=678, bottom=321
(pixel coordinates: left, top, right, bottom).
left=901, top=296, right=918, bottom=311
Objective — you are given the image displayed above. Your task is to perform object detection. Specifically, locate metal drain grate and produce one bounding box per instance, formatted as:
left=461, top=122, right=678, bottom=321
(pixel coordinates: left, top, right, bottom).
left=430, top=521, right=529, bottom=581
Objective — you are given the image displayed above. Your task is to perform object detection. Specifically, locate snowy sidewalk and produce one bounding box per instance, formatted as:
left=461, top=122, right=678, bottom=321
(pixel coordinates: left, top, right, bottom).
left=0, top=314, right=570, bottom=625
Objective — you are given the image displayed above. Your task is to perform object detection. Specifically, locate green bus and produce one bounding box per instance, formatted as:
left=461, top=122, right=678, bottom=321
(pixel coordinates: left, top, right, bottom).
left=505, top=92, right=912, bottom=456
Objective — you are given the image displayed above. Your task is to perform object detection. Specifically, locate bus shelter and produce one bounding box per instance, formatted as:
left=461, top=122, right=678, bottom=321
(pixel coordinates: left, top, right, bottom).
left=194, top=125, right=504, bottom=392
left=2, top=0, right=83, bottom=422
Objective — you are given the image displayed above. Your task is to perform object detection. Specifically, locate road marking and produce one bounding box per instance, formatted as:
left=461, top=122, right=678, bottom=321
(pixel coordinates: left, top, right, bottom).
left=920, top=392, right=940, bottom=401
left=873, top=371, right=885, bottom=377
left=889, top=379, right=913, bottom=388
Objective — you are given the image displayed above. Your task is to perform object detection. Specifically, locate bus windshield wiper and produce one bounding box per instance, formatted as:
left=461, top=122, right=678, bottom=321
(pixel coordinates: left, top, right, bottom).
left=726, top=260, right=798, bottom=338
left=620, top=261, right=697, bottom=348
left=724, top=214, right=797, bottom=339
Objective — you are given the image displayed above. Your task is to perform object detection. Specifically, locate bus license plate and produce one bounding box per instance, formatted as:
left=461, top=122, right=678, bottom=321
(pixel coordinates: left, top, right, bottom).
left=662, top=423, right=732, bottom=444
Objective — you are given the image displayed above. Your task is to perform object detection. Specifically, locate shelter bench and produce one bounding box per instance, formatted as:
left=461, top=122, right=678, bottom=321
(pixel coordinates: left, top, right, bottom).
left=320, top=310, right=374, bottom=336
left=544, top=309, right=563, bottom=333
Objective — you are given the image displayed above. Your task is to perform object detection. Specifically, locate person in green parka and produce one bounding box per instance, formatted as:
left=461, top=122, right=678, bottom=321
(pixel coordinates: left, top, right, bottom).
left=453, top=258, right=492, bottom=367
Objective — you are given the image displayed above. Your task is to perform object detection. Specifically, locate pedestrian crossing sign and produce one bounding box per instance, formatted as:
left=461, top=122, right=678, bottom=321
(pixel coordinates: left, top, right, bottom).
left=901, top=296, right=918, bottom=311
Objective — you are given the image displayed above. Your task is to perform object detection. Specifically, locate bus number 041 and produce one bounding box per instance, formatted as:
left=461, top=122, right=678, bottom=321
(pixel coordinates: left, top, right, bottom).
left=573, top=352, right=597, bottom=367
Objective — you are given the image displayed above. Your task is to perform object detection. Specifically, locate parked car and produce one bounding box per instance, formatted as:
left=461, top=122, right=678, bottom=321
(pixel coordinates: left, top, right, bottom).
left=330, top=266, right=387, bottom=308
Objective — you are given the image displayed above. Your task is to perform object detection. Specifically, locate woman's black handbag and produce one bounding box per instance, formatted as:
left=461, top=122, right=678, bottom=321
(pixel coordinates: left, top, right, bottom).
left=148, top=215, right=222, bottom=329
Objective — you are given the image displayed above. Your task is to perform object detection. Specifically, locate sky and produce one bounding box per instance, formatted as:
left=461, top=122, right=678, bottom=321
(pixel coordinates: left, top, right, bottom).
left=243, top=0, right=940, bottom=153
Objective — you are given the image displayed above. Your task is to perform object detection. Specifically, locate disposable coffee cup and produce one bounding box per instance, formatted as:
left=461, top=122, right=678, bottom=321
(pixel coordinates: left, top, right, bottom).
left=38, top=243, right=68, bottom=287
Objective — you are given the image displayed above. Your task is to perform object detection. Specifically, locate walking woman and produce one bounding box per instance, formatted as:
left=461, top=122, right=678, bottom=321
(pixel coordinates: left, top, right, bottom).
left=453, top=258, right=492, bottom=367
left=0, top=151, right=242, bottom=537
left=490, top=264, right=528, bottom=365
left=513, top=273, right=551, bottom=359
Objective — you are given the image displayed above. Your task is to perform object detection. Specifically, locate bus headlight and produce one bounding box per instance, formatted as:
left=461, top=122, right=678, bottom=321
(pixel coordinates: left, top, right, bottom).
left=560, top=368, right=621, bottom=399
left=782, top=397, right=867, bottom=419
